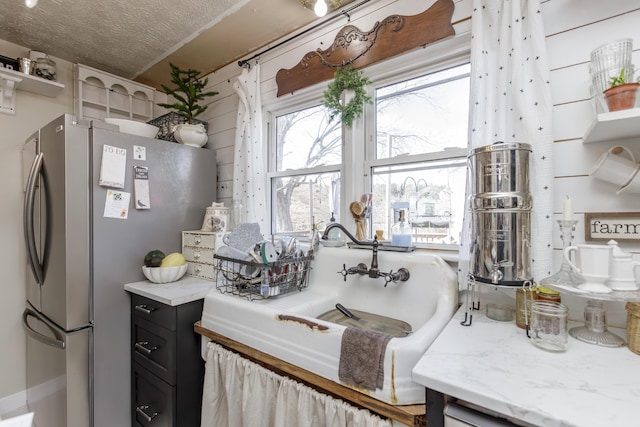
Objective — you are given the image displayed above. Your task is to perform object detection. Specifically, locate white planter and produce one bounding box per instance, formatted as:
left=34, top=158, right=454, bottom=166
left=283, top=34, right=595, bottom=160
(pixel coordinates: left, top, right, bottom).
left=173, top=123, right=208, bottom=147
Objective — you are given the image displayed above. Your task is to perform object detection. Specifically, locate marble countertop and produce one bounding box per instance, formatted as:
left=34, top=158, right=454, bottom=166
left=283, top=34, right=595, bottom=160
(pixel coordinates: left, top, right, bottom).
left=124, top=276, right=216, bottom=306
left=412, top=305, right=640, bottom=427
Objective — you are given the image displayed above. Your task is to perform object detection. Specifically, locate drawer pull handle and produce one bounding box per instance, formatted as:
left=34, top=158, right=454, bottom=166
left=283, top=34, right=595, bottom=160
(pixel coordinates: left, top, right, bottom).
left=135, top=341, right=158, bottom=355
left=194, top=251, right=201, bottom=259
left=195, top=236, right=202, bottom=244
left=136, top=405, right=158, bottom=422
left=195, top=265, right=202, bottom=273
left=134, top=304, right=155, bottom=315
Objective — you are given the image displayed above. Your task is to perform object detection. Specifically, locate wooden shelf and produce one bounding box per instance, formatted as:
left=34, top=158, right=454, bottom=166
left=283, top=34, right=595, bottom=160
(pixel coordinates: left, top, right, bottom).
left=0, top=68, right=64, bottom=97
left=583, top=108, right=640, bottom=143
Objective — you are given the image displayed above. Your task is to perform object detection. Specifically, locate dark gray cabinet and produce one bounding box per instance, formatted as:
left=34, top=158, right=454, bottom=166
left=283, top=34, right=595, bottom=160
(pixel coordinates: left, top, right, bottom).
left=131, top=294, right=204, bottom=427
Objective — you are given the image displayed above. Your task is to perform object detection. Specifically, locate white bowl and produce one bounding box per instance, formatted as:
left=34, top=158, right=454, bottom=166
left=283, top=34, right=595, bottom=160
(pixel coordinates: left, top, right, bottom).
left=104, top=118, right=159, bottom=138
left=142, top=264, right=187, bottom=284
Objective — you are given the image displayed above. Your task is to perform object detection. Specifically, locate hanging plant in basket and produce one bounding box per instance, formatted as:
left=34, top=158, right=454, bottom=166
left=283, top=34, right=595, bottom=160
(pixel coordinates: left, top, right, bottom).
left=322, top=66, right=372, bottom=127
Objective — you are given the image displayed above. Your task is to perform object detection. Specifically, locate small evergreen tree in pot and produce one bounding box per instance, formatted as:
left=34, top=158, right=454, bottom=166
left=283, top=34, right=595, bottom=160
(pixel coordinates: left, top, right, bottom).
left=158, top=63, right=219, bottom=124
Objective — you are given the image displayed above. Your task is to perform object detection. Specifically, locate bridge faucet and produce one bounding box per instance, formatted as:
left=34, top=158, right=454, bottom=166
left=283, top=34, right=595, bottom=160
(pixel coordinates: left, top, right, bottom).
left=325, top=223, right=410, bottom=285
left=321, top=222, right=372, bottom=246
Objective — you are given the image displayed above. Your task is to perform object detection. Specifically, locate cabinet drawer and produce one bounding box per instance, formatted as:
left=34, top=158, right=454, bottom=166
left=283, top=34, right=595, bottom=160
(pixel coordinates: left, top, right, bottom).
left=132, top=363, right=175, bottom=427
left=182, top=246, right=215, bottom=264
left=133, top=318, right=176, bottom=384
left=185, top=262, right=215, bottom=281
left=182, top=231, right=217, bottom=248
left=132, top=294, right=176, bottom=331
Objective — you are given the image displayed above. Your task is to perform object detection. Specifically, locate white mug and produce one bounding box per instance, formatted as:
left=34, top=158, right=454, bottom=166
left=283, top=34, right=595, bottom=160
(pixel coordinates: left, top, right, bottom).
left=589, top=146, right=638, bottom=188
left=564, top=244, right=613, bottom=293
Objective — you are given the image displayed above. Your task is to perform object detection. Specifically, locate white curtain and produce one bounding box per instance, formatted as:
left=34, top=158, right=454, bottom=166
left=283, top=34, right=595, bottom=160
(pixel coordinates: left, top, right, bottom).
left=201, top=342, right=393, bottom=427
left=459, top=0, right=554, bottom=284
left=233, top=64, right=267, bottom=232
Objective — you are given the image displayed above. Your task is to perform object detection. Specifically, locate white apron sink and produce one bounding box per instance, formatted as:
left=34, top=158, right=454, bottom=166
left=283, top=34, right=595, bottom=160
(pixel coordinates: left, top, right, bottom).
left=200, top=246, right=458, bottom=405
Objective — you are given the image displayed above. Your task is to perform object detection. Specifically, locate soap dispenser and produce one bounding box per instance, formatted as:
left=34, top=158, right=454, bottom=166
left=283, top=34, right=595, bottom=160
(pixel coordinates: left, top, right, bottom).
left=391, top=202, right=412, bottom=247
left=607, top=239, right=640, bottom=291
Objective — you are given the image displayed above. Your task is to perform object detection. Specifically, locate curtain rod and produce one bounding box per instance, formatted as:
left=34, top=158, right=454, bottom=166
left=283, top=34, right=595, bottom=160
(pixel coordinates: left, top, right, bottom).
left=237, top=0, right=371, bottom=68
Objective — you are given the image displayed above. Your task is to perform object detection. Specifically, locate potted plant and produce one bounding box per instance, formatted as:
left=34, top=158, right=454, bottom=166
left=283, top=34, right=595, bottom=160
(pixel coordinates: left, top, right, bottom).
left=157, top=63, right=219, bottom=147
left=603, top=68, right=639, bottom=112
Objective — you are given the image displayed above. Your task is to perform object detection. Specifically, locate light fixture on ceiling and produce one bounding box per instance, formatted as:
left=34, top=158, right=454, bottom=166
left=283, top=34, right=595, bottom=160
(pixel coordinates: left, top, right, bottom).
left=314, top=0, right=328, bottom=17
left=25, top=0, right=38, bottom=8
left=300, top=0, right=344, bottom=17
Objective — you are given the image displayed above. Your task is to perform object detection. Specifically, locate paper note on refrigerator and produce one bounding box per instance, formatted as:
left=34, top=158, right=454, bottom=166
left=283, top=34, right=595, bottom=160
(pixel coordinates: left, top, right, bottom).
left=133, top=165, right=150, bottom=209
left=104, top=190, right=130, bottom=219
left=99, top=145, right=127, bottom=188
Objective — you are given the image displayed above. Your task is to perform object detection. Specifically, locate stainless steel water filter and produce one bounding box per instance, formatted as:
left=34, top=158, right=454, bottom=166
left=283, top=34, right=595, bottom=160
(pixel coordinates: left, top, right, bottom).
left=468, top=142, right=533, bottom=285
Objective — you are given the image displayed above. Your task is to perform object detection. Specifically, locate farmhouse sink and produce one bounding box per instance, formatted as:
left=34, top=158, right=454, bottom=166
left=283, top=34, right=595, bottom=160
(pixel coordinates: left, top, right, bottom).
left=200, top=246, right=458, bottom=405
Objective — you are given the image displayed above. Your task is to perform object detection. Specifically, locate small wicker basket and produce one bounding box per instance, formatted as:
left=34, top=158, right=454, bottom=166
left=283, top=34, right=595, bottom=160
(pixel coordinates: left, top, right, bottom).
left=626, top=302, right=640, bottom=355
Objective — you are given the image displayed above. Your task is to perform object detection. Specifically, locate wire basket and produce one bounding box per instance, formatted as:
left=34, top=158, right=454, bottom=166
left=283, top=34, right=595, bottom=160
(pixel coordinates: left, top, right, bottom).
left=214, top=253, right=313, bottom=300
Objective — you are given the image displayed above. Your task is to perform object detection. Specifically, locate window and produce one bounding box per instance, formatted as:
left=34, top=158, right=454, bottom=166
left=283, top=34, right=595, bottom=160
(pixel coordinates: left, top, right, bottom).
left=271, top=104, right=342, bottom=236
left=368, top=63, right=470, bottom=247
left=268, top=58, right=470, bottom=249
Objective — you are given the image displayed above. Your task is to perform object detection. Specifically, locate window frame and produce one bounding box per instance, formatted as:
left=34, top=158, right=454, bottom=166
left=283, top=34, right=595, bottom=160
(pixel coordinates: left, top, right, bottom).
left=265, top=34, right=471, bottom=250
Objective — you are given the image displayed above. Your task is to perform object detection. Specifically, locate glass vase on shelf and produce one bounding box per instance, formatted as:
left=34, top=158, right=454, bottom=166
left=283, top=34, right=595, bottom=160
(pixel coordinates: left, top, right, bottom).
left=539, top=219, right=584, bottom=287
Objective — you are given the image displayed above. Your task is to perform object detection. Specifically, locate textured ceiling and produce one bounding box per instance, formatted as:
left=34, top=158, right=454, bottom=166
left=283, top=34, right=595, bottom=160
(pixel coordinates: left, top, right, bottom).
left=0, top=0, right=354, bottom=90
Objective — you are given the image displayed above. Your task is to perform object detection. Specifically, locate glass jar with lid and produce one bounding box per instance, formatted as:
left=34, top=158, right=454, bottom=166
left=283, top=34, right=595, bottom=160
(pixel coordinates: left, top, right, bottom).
left=34, top=55, right=57, bottom=81
left=536, top=286, right=561, bottom=303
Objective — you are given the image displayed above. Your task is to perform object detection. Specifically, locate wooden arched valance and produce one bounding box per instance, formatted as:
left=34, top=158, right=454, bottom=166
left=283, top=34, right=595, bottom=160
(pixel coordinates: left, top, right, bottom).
left=275, top=0, right=455, bottom=97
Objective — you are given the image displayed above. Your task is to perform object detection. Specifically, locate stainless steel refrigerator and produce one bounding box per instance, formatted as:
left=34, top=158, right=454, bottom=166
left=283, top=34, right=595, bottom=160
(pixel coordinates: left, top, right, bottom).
left=21, top=114, right=216, bottom=427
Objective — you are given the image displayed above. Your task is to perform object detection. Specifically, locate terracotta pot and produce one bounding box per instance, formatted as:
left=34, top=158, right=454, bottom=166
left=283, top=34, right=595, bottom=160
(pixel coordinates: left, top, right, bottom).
left=604, top=83, right=639, bottom=112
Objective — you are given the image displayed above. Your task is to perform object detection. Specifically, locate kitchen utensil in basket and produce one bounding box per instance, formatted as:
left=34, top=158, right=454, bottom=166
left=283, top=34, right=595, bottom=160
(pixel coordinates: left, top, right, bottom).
left=214, top=253, right=313, bottom=300
left=625, top=302, right=640, bottom=355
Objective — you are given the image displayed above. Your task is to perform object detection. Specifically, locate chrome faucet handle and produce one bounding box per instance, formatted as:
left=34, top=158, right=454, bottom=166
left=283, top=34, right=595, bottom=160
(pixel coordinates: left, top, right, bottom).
left=383, top=268, right=411, bottom=287
left=338, top=263, right=369, bottom=281
left=338, top=264, right=349, bottom=281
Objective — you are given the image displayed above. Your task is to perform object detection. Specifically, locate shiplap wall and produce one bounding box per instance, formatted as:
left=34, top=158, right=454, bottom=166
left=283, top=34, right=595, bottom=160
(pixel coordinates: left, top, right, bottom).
left=544, top=0, right=640, bottom=324
left=199, top=0, right=640, bottom=325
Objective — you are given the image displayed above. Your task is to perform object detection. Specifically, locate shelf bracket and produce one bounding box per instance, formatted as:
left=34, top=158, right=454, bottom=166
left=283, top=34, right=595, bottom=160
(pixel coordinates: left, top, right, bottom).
left=0, top=71, right=22, bottom=115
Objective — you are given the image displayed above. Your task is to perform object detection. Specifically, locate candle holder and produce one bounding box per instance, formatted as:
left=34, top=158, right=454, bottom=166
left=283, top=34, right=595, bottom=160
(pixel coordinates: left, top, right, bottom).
left=540, top=219, right=584, bottom=287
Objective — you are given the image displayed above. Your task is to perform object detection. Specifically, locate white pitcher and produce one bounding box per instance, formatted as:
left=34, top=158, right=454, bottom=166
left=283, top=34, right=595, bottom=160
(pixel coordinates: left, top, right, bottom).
left=607, top=240, right=640, bottom=291
left=564, top=244, right=613, bottom=293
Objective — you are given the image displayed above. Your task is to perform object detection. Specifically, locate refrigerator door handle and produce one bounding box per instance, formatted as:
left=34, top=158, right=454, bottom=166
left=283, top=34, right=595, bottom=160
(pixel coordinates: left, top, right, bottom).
left=22, top=308, right=65, bottom=349
left=23, top=152, right=45, bottom=285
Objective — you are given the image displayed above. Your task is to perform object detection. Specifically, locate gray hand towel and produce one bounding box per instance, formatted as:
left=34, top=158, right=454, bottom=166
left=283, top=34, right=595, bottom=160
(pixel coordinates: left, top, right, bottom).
left=338, top=326, right=393, bottom=390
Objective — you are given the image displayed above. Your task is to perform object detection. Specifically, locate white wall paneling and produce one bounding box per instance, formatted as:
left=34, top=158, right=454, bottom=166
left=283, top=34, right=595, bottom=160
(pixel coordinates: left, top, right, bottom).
left=542, top=0, right=640, bottom=37
left=552, top=100, right=598, bottom=141
left=545, top=9, right=640, bottom=71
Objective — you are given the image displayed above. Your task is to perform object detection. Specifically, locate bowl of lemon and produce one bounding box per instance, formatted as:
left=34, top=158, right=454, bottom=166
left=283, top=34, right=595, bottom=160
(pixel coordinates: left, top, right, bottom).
left=142, top=250, right=188, bottom=284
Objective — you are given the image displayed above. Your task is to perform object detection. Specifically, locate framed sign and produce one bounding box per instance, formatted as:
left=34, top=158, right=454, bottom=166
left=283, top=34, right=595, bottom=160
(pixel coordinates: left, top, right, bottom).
left=585, top=212, right=640, bottom=242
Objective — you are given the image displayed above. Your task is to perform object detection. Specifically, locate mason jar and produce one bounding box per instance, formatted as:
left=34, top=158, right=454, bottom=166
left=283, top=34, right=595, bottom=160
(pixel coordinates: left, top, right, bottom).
left=529, top=301, right=569, bottom=352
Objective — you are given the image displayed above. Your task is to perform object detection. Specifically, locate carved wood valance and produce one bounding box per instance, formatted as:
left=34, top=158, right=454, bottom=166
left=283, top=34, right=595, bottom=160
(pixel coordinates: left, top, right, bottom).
left=275, top=0, right=455, bottom=97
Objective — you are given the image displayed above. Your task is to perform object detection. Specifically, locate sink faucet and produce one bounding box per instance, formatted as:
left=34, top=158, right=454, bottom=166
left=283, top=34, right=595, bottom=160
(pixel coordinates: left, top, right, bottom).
left=325, top=223, right=410, bottom=285
left=321, top=222, right=371, bottom=246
